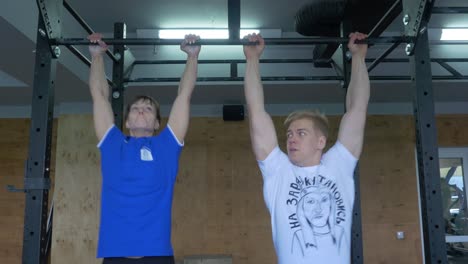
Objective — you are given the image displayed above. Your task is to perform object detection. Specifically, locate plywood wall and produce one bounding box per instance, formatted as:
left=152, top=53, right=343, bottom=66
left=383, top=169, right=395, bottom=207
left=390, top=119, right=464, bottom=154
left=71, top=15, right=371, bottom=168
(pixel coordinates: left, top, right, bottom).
left=359, top=116, right=423, bottom=264
left=51, top=115, right=101, bottom=264
left=172, top=118, right=276, bottom=263
left=0, top=119, right=30, bottom=263
left=3, top=114, right=468, bottom=263
left=0, top=119, right=56, bottom=264
left=437, top=115, right=468, bottom=146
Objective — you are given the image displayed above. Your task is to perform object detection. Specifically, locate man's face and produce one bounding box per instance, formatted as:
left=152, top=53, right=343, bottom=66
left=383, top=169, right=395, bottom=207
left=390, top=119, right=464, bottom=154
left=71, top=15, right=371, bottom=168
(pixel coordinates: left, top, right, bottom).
left=303, top=191, right=331, bottom=227
left=125, top=100, right=159, bottom=132
left=286, top=118, right=326, bottom=166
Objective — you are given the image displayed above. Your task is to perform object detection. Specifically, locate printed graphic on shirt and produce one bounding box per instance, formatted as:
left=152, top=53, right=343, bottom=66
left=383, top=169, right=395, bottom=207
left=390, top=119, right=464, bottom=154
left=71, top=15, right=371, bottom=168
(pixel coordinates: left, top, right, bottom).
left=286, top=173, right=347, bottom=257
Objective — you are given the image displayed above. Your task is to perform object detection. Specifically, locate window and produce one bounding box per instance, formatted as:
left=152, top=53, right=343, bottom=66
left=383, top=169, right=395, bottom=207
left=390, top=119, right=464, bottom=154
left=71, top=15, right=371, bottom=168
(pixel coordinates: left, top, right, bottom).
left=439, top=148, right=468, bottom=261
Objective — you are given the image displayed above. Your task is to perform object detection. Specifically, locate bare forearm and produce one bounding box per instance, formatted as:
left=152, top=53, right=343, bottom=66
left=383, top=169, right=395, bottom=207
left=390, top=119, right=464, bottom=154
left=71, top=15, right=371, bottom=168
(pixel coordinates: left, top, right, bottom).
left=244, top=58, right=278, bottom=160
left=177, top=56, right=198, bottom=99
left=89, top=55, right=109, bottom=99
left=244, top=59, right=266, bottom=114
left=346, top=55, right=370, bottom=111
left=88, top=54, right=114, bottom=139
left=167, top=55, right=198, bottom=141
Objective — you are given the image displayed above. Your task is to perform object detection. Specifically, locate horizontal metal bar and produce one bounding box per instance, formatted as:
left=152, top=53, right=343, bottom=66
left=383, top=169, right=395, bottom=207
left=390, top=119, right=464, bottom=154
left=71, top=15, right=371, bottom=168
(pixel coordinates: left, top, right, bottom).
left=125, top=75, right=468, bottom=83
left=374, top=58, right=468, bottom=63
left=126, top=76, right=342, bottom=82
left=51, top=37, right=411, bottom=46
left=62, top=0, right=117, bottom=62
left=372, top=76, right=468, bottom=80
left=432, top=7, right=468, bottom=14
left=133, top=57, right=468, bottom=65
left=65, top=45, right=115, bottom=87
left=431, top=40, right=468, bottom=45
left=135, top=59, right=318, bottom=65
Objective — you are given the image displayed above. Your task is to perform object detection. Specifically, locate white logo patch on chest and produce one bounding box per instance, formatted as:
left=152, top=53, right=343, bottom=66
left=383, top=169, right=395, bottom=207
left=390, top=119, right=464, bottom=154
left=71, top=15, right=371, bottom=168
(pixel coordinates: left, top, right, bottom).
left=140, top=146, right=154, bottom=161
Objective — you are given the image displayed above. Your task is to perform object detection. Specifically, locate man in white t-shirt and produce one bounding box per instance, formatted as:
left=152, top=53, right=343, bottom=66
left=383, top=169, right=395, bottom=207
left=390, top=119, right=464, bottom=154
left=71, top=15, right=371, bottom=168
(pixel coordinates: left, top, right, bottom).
left=242, top=32, right=369, bottom=264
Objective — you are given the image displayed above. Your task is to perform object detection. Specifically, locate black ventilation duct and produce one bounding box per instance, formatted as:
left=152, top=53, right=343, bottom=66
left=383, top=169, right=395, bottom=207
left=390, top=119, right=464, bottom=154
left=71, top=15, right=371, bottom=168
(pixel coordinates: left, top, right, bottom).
left=295, top=0, right=402, bottom=67
left=295, top=0, right=348, bottom=37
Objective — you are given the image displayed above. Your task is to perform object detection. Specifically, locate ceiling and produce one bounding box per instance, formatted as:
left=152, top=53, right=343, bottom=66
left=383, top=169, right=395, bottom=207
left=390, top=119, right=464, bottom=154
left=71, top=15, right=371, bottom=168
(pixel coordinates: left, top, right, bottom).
left=1, top=0, right=468, bottom=112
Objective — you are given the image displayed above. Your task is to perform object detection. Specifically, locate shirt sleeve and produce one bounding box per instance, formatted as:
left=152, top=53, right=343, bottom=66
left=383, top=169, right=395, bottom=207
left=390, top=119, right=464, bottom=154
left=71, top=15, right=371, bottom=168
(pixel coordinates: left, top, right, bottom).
left=258, top=146, right=287, bottom=181
left=323, top=141, right=358, bottom=180
left=257, top=146, right=290, bottom=211
left=97, top=125, right=125, bottom=151
left=158, top=125, right=184, bottom=163
left=166, top=125, right=184, bottom=147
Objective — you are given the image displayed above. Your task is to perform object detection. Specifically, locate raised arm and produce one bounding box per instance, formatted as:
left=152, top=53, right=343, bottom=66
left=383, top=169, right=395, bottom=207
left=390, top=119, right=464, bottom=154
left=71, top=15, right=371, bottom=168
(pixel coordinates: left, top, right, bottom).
left=243, top=34, right=278, bottom=161
left=88, top=33, right=114, bottom=141
left=338, top=32, right=370, bottom=158
left=167, top=34, right=201, bottom=143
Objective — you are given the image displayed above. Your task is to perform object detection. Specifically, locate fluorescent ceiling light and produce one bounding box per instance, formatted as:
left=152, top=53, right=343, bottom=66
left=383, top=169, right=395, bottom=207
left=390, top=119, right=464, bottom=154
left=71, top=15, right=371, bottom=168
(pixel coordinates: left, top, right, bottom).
left=158, top=29, right=260, bottom=39
left=240, top=29, right=260, bottom=38
left=440, top=29, right=468, bottom=40
left=159, top=29, right=228, bottom=39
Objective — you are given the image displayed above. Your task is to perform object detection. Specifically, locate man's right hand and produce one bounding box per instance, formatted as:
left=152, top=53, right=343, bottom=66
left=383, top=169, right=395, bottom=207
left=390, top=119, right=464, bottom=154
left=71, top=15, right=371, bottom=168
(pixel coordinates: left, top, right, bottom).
left=243, top=33, right=265, bottom=60
left=347, top=32, right=368, bottom=59
left=88, top=33, right=108, bottom=58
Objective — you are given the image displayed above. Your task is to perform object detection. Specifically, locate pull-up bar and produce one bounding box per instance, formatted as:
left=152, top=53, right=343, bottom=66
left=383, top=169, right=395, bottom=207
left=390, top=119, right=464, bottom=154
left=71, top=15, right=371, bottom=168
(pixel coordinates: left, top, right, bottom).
left=50, top=36, right=411, bottom=46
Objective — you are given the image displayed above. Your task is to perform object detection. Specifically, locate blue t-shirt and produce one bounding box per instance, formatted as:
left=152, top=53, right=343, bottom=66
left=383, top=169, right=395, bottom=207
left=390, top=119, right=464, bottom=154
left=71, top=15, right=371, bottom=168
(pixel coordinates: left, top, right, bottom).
left=96, top=125, right=183, bottom=258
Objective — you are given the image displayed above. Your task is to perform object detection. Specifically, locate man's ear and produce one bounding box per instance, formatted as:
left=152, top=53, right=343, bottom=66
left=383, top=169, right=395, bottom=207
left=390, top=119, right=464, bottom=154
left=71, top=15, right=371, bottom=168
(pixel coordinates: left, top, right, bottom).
left=125, top=119, right=130, bottom=130
left=318, top=135, right=327, bottom=150
left=154, top=119, right=160, bottom=131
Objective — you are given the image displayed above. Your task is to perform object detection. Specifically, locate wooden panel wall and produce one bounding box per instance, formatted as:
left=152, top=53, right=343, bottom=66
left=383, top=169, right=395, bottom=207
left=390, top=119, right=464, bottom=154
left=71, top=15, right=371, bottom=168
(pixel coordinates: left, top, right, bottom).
left=437, top=115, right=468, bottom=146
left=172, top=118, right=276, bottom=263
left=0, top=119, right=56, bottom=264
left=51, top=115, right=101, bottom=264
left=0, top=119, right=29, bottom=263
left=2, top=114, right=468, bottom=263
left=359, top=116, right=422, bottom=264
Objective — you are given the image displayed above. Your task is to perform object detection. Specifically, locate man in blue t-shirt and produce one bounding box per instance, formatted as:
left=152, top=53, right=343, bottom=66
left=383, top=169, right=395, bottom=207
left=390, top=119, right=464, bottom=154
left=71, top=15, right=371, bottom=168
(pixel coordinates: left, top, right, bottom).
left=88, top=33, right=201, bottom=264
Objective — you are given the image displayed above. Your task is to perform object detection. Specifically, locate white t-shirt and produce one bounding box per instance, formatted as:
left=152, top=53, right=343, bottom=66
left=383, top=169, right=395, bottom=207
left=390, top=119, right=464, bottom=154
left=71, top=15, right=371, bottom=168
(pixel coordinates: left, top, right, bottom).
left=258, top=142, right=357, bottom=264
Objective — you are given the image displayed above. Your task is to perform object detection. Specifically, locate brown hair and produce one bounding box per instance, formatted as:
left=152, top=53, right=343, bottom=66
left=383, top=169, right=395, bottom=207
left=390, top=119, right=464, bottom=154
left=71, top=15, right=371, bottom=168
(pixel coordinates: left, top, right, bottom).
left=284, top=110, right=329, bottom=138
left=125, top=95, right=161, bottom=124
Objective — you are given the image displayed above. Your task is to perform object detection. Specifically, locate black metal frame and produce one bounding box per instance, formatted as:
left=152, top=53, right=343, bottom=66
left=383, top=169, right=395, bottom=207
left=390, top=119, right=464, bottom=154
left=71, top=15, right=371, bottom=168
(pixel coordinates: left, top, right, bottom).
left=404, top=0, right=448, bottom=263
left=411, top=29, right=448, bottom=264
left=21, top=10, right=59, bottom=264
left=22, top=0, right=468, bottom=262
left=337, top=18, right=365, bottom=264
left=111, top=22, right=127, bottom=130
left=129, top=57, right=468, bottom=82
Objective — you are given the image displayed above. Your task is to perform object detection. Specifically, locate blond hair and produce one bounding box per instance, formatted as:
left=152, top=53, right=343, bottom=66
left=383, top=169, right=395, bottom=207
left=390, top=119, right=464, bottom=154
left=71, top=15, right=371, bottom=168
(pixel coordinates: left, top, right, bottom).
left=284, top=110, right=329, bottom=138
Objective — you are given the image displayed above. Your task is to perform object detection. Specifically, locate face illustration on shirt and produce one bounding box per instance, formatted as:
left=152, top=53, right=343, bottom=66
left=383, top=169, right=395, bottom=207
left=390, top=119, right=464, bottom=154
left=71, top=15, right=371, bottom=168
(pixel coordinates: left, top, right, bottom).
left=302, top=191, right=331, bottom=228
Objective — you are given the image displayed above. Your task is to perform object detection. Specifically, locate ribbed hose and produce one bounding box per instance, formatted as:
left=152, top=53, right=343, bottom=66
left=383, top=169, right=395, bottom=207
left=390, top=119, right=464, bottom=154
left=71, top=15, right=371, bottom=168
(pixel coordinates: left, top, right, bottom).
left=294, top=0, right=348, bottom=37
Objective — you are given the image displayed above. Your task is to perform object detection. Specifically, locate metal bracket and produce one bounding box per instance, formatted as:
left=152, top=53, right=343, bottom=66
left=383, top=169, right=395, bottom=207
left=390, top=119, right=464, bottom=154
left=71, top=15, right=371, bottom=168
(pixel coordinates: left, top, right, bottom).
left=402, top=0, right=434, bottom=55
left=331, top=44, right=348, bottom=87
left=36, top=0, right=63, bottom=58
left=123, top=48, right=136, bottom=80
left=7, top=178, right=51, bottom=192
left=6, top=185, right=25, bottom=193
